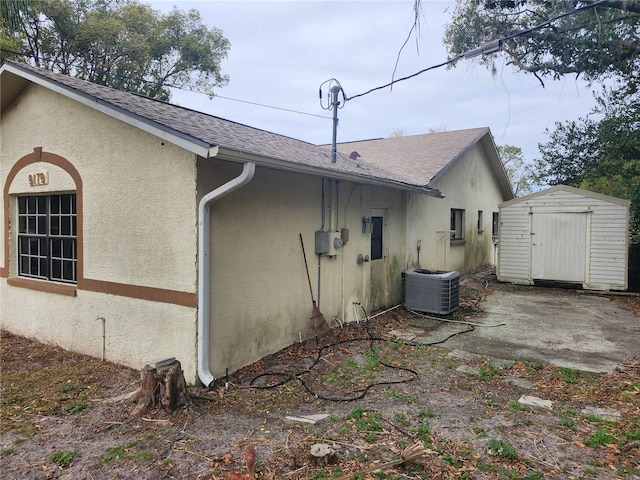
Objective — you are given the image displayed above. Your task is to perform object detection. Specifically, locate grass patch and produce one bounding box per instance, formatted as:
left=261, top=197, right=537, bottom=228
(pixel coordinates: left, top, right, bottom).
left=507, top=401, right=527, bottom=411
left=488, top=438, right=517, bottom=459
left=478, top=364, right=499, bottom=381
left=64, top=401, right=86, bottom=414
left=101, top=443, right=153, bottom=463
left=48, top=450, right=76, bottom=467
left=343, top=407, right=382, bottom=433
left=555, top=367, right=587, bottom=384
left=414, top=422, right=431, bottom=445
left=0, top=447, right=15, bottom=458
left=584, top=429, right=612, bottom=448
left=473, top=426, right=488, bottom=438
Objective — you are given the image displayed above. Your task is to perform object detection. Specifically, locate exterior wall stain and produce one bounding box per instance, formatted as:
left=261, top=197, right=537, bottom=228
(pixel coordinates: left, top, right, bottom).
left=463, top=227, right=492, bottom=274
left=387, top=254, right=403, bottom=304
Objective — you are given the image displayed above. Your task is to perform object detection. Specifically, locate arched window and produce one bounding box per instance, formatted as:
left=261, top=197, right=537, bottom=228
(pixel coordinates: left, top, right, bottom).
left=3, top=148, right=82, bottom=295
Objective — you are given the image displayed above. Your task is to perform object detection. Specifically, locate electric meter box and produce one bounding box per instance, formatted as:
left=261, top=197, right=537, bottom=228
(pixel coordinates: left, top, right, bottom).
left=315, top=231, right=343, bottom=256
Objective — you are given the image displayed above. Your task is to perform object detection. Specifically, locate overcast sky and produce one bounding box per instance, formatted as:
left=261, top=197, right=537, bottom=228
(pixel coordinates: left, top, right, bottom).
left=149, top=0, right=599, bottom=164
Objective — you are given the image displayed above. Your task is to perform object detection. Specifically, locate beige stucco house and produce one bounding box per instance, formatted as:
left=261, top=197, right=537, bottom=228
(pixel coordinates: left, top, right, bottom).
left=1, top=61, right=513, bottom=385
left=335, top=130, right=514, bottom=275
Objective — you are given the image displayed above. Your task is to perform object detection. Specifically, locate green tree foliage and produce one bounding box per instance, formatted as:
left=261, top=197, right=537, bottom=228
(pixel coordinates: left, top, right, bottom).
left=443, top=1, right=639, bottom=242
left=443, top=0, right=640, bottom=88
left=1, top=0, right=230, bottom=100
left=497, top=145, right=533, bottom=197
left=535, top=86, right=640, bottom=242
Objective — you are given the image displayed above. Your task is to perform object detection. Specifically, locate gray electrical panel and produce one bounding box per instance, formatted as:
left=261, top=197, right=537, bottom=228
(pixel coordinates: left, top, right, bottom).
left=315, top=231, right=343, bottom=256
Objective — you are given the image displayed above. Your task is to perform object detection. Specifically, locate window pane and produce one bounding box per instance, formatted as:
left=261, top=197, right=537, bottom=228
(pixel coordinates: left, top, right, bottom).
left=451, top=209, right=464, bottom=240
left=51, top=216, right=59, bottom=235
left=37, top=196, right=47, bottom=213
left=29, top=238, right=40, bottom=255
left=51, top=196, right=59, bottom=214
left=40, top=257, right=48, bottom=276
left=30, top=257, right=38, bottom=275
left=18, top=197, right=27, bottom=213
left=61, top=216, right=71, bottom=235
left=51, top=238, right=61, bottom=257
left=27, top=197, right=35, bottom=212
left=20, top=256, right=29, bottom=275
left=371, top=216, right=383, bottom=260
left=51, top=258, right=61, bottom=280
left=60, top=196, right=71, bottom=214
left=27, top=216, right=36, bottom=234
left=18, top=216, right=26, bottom=233
left=62, top=239, right=74, bottom=258
left=63, top=260, right=75, bottom=281
left=37, top=215, right=46, bottom=234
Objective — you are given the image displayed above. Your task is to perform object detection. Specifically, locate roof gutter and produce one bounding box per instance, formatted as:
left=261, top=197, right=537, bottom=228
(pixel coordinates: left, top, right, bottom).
left=197, top=159, right=256, bottom=387
left=216, top=147, right=444, bottom=198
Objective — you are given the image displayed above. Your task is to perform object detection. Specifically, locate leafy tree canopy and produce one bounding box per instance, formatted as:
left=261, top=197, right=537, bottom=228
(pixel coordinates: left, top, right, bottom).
left=1, top=0, right=230, bottom=100
left=497, top=144, right=534, bottom=197
left=535, top=86, right=640, bottom=241
left=443, top=1, right=640, bottom=88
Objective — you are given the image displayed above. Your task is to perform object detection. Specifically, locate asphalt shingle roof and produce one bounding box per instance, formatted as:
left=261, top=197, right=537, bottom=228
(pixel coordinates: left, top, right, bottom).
left=3, top=61, right=427, bottom=190
left=333, top=128, right=490, bottom=186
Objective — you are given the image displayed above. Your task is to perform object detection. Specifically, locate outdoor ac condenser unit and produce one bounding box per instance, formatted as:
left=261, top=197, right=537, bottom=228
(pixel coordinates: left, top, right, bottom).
left=404, top=269, right=460, bottom=315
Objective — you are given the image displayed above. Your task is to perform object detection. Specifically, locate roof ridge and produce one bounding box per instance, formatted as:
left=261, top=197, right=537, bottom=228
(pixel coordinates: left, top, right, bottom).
left=2, top=60, right=321, bottom=148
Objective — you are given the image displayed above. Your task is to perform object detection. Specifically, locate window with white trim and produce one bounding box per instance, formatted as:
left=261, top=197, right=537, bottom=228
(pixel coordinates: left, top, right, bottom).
left=477, top=210, right=484, bottom=233
left=450, top=208, right=464, bottom=241
left=18, top=194, right=77, bottom=283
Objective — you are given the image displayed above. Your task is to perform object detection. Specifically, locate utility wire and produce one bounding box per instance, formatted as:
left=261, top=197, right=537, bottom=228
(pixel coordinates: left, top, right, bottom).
left=191, top=92, right=332, bottom=120
left=344, top=56, right=461, bottom=102
left=341, top=0, right=611, bottom=102
left=1, top=47, right=332, bottom=120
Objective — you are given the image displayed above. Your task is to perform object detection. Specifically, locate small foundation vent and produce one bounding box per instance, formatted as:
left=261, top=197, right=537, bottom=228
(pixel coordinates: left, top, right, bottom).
left=404, top=269, right=460, bottom=314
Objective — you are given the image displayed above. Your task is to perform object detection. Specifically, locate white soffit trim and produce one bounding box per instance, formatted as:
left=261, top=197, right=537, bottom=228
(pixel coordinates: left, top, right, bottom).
left=2, top=63, right=218, bottom=159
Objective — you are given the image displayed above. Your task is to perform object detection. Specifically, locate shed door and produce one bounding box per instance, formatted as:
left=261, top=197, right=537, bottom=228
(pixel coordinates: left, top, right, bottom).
left=531, top=212, right=587, bottom=282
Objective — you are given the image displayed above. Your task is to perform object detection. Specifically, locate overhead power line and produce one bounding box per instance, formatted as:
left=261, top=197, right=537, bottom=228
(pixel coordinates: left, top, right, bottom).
left=0, top=48, right=332, bottom=121
left=339, top=0, right=610, bottom=102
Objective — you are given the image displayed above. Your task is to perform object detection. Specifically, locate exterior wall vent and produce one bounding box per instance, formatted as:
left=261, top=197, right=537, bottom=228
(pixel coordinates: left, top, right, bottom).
left=404, top=269, right=460, bottom=314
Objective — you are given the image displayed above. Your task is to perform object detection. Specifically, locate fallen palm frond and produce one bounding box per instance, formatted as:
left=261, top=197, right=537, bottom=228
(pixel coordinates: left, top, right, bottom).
left=333, top=441, right=434, bottom=479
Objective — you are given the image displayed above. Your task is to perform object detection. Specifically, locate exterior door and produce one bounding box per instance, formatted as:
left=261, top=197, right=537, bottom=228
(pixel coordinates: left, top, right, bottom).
left=531, top=212, right=587, bottom=282
left=369, top=209, right=388, bottom=312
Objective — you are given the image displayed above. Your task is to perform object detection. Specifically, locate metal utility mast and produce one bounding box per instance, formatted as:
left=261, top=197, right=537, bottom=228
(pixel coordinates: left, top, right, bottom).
left=319, top=79, right=345, bottom=163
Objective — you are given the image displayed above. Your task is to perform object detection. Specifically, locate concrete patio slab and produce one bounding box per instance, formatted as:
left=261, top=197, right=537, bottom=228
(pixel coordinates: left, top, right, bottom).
left=440, top=289, right=639, bottom=373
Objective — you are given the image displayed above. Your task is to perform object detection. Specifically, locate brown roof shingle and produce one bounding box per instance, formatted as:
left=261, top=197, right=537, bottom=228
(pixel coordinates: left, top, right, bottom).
left=333, top=128, right=490, bottom=186
left=2, top=61, right=419, bottom=188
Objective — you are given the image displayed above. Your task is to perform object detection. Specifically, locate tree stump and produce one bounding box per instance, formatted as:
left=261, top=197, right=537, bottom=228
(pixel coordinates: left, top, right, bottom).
left=310, top=443, right=336, bottom=466
left=130, top=358, right=191, bottom=417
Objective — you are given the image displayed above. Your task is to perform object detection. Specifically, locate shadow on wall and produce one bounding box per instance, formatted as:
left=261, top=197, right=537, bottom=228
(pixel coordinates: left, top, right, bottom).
left=630, top=244, right=640, bottom=292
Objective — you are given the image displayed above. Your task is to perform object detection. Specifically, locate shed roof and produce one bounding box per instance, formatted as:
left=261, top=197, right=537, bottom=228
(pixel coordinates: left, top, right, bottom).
left=333, top=129, right=514, bottom=200
left=500, top=185, right=630, bottom=208
left=1, top=61, right=444, bottom=196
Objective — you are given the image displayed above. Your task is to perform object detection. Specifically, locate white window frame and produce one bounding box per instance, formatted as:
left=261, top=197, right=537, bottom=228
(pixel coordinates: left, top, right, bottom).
left=450, top=208, right=465, bottom=242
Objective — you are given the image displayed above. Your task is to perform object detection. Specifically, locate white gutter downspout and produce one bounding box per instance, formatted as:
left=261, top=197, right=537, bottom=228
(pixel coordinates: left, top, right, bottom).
left=197, top=161, right=256, bottom=387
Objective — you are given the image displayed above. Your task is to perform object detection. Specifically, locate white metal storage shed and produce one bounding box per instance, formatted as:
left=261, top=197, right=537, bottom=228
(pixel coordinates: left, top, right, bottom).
left=497, top=185, right=630, bottom=291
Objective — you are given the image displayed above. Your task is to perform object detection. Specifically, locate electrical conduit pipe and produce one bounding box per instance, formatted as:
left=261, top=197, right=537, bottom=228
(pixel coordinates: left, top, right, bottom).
left=198, top=162, right=256, bottom=387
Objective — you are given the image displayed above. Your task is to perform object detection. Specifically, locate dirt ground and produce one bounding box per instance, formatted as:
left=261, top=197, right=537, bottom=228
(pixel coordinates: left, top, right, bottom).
left=1, top=277, right=639, bottom=480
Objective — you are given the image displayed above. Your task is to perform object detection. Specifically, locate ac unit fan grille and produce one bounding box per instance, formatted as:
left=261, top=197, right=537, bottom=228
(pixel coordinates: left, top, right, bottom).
left=404, top=269, right=460, bottom=315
